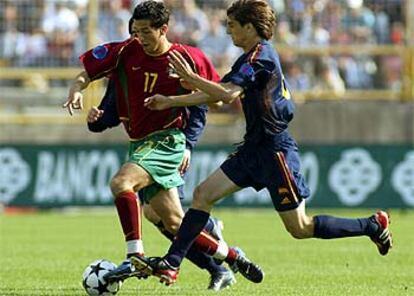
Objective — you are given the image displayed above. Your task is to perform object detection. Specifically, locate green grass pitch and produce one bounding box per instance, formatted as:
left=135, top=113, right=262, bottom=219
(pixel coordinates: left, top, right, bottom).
left=1, top=208, right=413, bottom=295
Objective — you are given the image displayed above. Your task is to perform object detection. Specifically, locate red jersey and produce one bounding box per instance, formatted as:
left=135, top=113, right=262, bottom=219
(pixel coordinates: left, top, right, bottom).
left=80, top=39, right=220, bottom=140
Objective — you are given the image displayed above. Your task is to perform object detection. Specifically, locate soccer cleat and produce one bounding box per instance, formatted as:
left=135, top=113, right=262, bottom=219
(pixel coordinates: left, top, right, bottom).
left=228, top=247, right=245, bottom=274
left=103, top=259, right=147, bottom=282
left=207, top=269, right=236, bottom=291
left=210, top=217, right=224, bottom=241
left=230, top=248, right=264, bottom=283
left=131, top=255, right=179, bottom=286
left=370, top=211, right=393, bottom=256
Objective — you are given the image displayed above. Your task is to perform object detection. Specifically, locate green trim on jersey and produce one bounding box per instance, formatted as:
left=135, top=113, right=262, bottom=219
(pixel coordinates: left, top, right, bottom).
left=127, top=128, right=185, bottom=203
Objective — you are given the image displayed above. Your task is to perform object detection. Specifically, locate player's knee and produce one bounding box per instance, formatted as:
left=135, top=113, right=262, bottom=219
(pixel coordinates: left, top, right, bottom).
left=110, top=175, right=131, bottom=197
left=110, top=177, right=122, bottom=196
left=162, top=217, right=181, bottom=235
left=164, top=223, right=179, bottom=235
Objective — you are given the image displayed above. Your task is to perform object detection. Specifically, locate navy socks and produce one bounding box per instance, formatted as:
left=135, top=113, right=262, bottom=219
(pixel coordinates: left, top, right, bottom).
left=154, top=221, right=225, bottom=273
left=165, top=208, right=210, bottom=267
left=314, top=215, right=379, bottom=239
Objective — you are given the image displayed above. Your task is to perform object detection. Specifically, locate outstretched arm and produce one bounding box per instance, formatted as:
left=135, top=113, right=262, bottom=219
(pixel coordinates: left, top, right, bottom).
left=144, top=90, right=215, bottom=110
left=144, top=50, right=244, bottom=110
left=144, top=83, right=241, bottom=110
left=169, top=50, right=243, bottom=104
left=63, top=71, right=91, bottom=115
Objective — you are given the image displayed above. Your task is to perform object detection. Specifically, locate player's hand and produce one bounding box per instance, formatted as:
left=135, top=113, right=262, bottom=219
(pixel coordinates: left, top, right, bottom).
left=144, top=94, right=173, bottom=110
left=168, top=50, right=196, bottom=82
left=63, top=90, right=84, bottom=116
left=87, top=107, right=104, bottom=123
left=179, top=149, right=191, bottom=175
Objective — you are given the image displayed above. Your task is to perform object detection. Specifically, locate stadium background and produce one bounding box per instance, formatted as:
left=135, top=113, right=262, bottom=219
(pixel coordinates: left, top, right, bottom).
left=1, top=0, right=413, bottom=209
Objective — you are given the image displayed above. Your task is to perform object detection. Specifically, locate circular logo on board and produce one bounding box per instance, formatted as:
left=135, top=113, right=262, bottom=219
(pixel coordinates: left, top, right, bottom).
left=329, top=148, right=381, bottom=206
left=0, top=149, right=31, bottom=204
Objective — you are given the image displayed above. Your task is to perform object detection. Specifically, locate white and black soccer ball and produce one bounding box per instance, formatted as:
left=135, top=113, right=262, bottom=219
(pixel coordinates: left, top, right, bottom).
left=82, top=259, right=122, bottom=296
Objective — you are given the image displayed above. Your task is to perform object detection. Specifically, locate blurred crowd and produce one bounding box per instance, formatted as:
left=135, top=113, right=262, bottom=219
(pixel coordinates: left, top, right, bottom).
left=0, top=0, right=407, bottom=96
left=276, top=0, right=405, bottom=93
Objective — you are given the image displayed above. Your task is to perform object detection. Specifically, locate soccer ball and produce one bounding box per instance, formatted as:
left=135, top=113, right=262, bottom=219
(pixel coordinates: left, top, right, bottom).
left=82, top=259, right=122, bottom=296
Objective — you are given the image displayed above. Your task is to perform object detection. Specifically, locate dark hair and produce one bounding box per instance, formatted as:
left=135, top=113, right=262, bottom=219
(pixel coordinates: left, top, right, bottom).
left=227, top=0, right=275, bottom=40
left=132, top=0, right=170, bottom=28
left=128, top=17, right=133, bottom=34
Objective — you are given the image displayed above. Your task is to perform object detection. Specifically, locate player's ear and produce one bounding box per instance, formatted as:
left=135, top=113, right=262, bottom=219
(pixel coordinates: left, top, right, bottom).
left=160, top=24, right=168, bottom=36
left=245, top=23, right=256, bottom=35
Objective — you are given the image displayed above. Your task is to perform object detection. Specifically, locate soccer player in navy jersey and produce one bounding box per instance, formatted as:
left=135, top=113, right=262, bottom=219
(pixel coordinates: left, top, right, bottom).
left=140, top=0, right=392, bottom=286
left=63, top=1, right=262, bottom=290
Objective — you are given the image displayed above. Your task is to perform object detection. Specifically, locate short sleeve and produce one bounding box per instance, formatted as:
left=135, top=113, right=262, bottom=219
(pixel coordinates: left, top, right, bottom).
left=80, top=42, right=126, bottom=81
left=222, top=60, right=276, bottom=90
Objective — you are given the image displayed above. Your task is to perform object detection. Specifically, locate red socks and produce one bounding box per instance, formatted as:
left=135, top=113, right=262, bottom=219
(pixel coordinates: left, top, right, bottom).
left=114, top=191, right=141, bottom=241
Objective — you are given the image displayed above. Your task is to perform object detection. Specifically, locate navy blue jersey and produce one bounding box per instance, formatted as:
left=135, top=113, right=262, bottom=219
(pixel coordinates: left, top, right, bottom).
left=221, top=40, right=294, bottom=144
left=87, top=78, right=121, bottom=132
left=183, top=104, right=208, bottom=150
left=220, top=41, right=310, bottom=211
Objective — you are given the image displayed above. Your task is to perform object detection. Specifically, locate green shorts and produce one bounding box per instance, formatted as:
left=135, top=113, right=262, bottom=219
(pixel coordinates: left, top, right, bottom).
left=127, top=129, right=185, bottom=203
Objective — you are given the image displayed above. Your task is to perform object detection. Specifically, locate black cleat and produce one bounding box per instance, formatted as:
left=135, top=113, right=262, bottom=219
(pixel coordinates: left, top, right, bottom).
left=370, top=211, right=393, bottom=256
left=232, top=251, right=264, bottom=283
left=207, top=269, right=236, bottom=291
left=103, top=259, right=147, bottom=282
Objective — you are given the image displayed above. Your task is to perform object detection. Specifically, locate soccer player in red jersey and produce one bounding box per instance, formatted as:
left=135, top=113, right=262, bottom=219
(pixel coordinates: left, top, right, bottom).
left=64, top=0, right=261, bottom=290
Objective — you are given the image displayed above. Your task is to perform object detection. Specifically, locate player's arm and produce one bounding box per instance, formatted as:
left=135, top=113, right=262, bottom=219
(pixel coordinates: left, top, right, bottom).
left=87, top=78, right=121, bottom=132
left=63, top=41, right=127, bottom=115
left=63, top=71, right=90, bottom=115
left=184, top=105, right=208, bottom=150
left=180, top=77, right=242, bottom=105
left=170, top=50, right=243, bottom=104
left=144, top=82, right=241, bottom=110
left=178, top=104, right=207, bottom=174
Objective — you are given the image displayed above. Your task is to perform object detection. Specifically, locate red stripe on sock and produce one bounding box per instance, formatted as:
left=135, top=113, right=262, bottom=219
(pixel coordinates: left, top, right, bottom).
left=193, top=231, right=219, bottom=255
left=114, top=191, right=141, bottom=241
left=226, top=248, right=237, bottom=264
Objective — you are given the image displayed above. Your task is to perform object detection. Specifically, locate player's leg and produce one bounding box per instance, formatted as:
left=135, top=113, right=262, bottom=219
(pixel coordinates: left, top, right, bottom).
left=176, top=183, right=225, bottom=241
left=156, top=169, right=239, bottom=267
left=279, top=201, right=379, bottom=239
left=148, top=188, right=235, bottom=276
left=107, top=129, right=187, bottom=282
left=272, top=150, right=392, bottom=254
left=110, top=162, right=153, bottom=257
left=104, top=162, right=154, bottom=282
left=278, top=203, right=392, bottom=254
left=143, top=192, right=236, bottom=291
left=143, top=202, right=224, bottom=242
left=132, top=168, right=264, bottom=285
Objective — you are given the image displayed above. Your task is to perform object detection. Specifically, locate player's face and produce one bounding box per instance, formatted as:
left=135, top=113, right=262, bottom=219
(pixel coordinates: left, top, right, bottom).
left=131, top=19, right=167, bottom=55
left=226, top=17, right=247, bottom=48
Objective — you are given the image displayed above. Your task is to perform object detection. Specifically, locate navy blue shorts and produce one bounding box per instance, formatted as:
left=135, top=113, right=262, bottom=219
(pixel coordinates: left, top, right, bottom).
left=221, top=134, right=310, bottom=212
